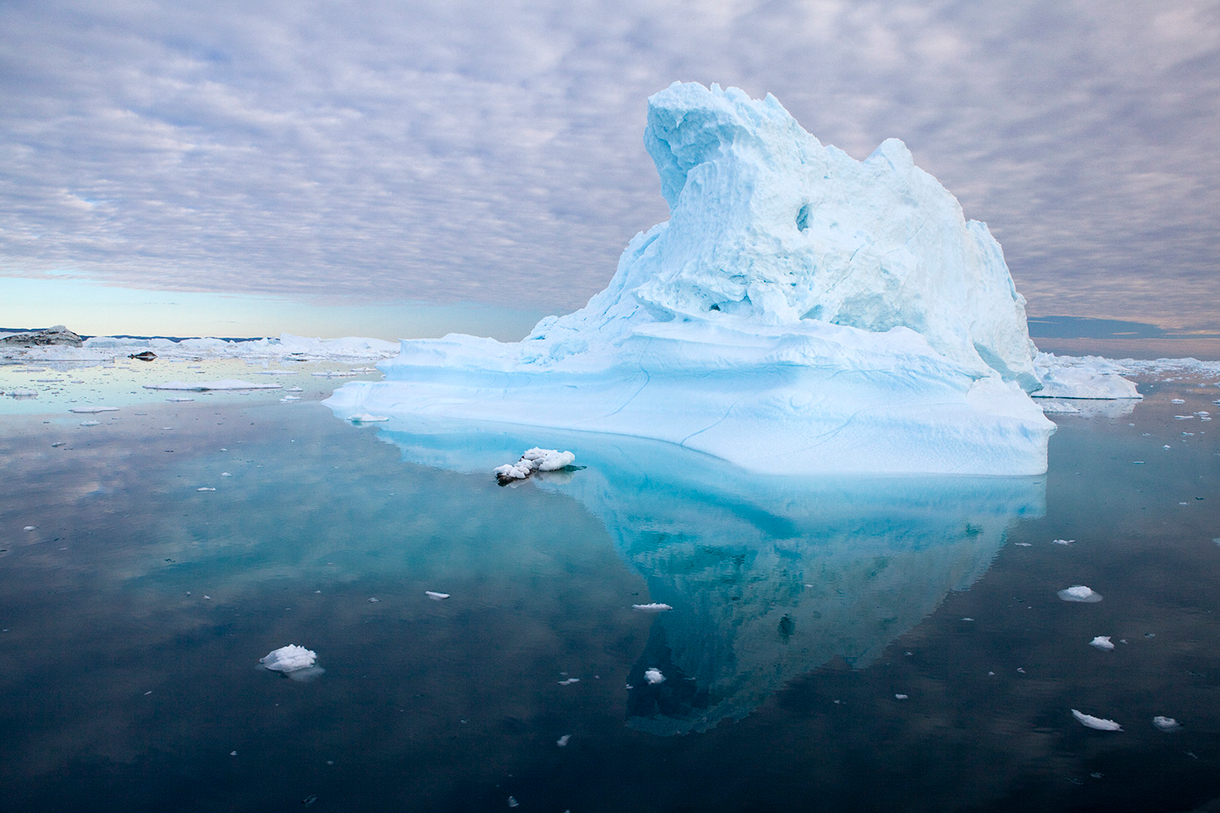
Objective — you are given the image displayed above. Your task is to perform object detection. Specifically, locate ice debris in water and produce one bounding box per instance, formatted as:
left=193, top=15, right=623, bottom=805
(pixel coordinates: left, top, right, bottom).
left=494, top=448, right=577, bottom=484
left=1072, top=709, right=1122, bottom=731
left=1052, top=539, right=1075, bottom=546
left=644, top=668, right=665, bottom=685
left=1172, top=399, right=1186, bottom=404
left=1059, top=585, right=1103, bottom=603
left=631, top=603, right=673, bottom=612
left=260, top=645, right=325, bottom=681
left=425, top=591, right=450, bottom=601
left=1153, top=716, right=1182, bottom=731
left=1090, top=636, right=1115, bottom=651
left=556, top=734, right=571, bottom=747
left=78, top=420, right=100, bottom=427
left=69, top=406, right=118, bottom=414
left=143, top=380, right=282, bottom=391
left=558, top=678, right=580, bottom=686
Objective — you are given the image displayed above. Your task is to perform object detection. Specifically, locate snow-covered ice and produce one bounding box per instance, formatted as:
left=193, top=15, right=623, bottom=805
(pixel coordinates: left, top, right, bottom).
left=644, top=668, right=665, bottom=685
left=632, top=603, right=673, bottom=612
left=260, top=644, right=318, bottom=674
left=1090, top=636, right=1115, bottom=651
left=327, top=83, right=1057, bottom=476
left=494, top=448, right=577, bottom=484
left=1072, top=709, right=1122, bottom=731
left=1059, top=585, right=1103, bottom=603
left=1153, top=716, right=1182, bottom=731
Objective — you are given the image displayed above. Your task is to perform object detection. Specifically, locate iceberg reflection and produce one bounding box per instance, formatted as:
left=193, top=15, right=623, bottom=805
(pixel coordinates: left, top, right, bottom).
left=369, top=417, right=1045, bottom=734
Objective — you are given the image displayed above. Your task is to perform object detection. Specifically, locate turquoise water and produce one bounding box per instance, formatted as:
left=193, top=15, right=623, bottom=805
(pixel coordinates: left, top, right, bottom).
left=1, top=364, right=1218, bottom=811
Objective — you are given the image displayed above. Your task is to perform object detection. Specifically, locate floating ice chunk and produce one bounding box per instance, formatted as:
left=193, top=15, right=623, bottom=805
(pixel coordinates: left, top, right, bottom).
left=894, top=694, right=909, bottom=700
left=1058, top=585, right=1103, bottom=603
left=287, top=386, right=303, bottom=392
left=508, top=797, right=519, bottom=808
left=556, top=734, right=571, bottom=747
left=367, top=597, right=380, bottom=603
left=1052, top=539, right=1075, bottom=546
left=197, top=487, right=216, bottom=492
left=348, top=413, right=388, bottom=423
left=143, top=380, right=282, bottom=391
left=425, top=591, right=450, bottom=601
left=221, top=472, right=232, bottom=477
left=165, top=396, right=194, bottom=402
left=1039, top=401, right=1081, bottom=414
left=23, top=526, right=36, bottom=531
left=280, top=395, right=301, bottom=402
left=1174, top=415, right=1194, bottom=420
left=1090, top=636, right=1115, bottom=651
left=312, top=370, right=360, bottom=378
left=79, top=420, right=100, bottom=427
left=1014, top=542, right=1032, bottom=547
left=558, top=678, right=580, bottom=686
left=644, top=668, right=665, bottom=684
left=8, top=389, right=38, bottom=397
left=1072, top=709, right=1122, bottom=731
left=632, top=603, right=673, bottom=612
left=494, top=448, right=577, bottom=484
left=1172, top=399, right=1186, bottom=404
left=69, top=406, right=118, bottom=414
left=260, top=644, right=317, bottom=673
left=1153, top=716, right=1181, bottom=731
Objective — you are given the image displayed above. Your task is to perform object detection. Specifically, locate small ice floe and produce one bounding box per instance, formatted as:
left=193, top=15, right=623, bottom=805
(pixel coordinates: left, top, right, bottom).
left=644, top=668, right=665, bottom=685
left=8, top=389, right=38, bottom=397
left=1072, top=709, right=1122, bottom=731
left=143, top=380, right=281, bottom=391
left=196, top=487, right=216, bottom=492
left=348, top=413, right=388, bottom=423
left=1090, top=636, right=1115, bottom=651
left=631, top=603, right=673, bottom=612
left=1039, top=401, right=1081, bottom=415
left=1171, top=399, right=1186, bottom=404
left=79, top=420, right=100, bottom=427
left=558, top=678, right=580, bottom=686
left=311, top=370, right=359, bottom=378
left=165, top=397, right=194, bottom=402
left=1153, top=716, right=1182, bottom=731
left=280, top=395, right=301, bottom=402
left=367, top=597, right=380, bottom=603
left=507, top=797, right=519, bottom=809
left=1014, top=542, right=1032, bottom=547
left=1174, top=415, right=1194, bottom=420
left=894, top=694, right=909, bottom=700
left=1052, top=539, right=1075, bottom=546
left=259, top=645, right=324, bottom=682
left=425, top=591, right=450, bottom=601
left=221, top=472, right=232, bottom=477
left=23, top=525, right=36, bottom=531
left=287, top=386, right=303, bottom=392
left=1059, top=585, right=1103, bottom=603
left=69, top=406, right=118, bottom=414
left=556, top=734, right=571, bottom=747
left=494, top=447, right=577, bottom=484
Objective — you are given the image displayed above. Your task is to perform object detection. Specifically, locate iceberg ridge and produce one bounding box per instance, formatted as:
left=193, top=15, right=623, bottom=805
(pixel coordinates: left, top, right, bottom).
left=328, top=82, right=1055, bottom=475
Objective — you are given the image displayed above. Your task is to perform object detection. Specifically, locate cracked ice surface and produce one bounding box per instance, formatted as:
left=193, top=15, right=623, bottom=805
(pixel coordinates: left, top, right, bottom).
left=327, top=82, right=1055, bottom=475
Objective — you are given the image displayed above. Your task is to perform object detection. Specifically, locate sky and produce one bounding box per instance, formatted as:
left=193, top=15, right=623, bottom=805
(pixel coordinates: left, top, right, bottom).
left=2, top=0, right=1218, bottom=342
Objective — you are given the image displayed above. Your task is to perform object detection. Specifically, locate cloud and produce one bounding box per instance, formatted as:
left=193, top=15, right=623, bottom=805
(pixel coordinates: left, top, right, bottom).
left=1, top=0, right=1218, bottom=329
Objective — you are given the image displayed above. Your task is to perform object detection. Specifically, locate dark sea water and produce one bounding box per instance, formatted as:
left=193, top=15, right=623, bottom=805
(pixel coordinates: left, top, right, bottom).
left=1, top=361, right=1219, bottom=812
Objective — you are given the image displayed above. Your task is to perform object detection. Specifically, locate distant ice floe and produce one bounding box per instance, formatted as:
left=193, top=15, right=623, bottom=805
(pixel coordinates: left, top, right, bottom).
left=424, top=591, right=450, bottom=601
left=259, top=645, right=324, bottom=681
left=1072, top=709, right=1122, bottom=731
left=1153, top=716, right=1182, bottom=731
left=1090, top=636, right=1115, bottom=651
left=143, top=380, right=282, bottom=392
left=2, top=333, right=398, bottom=363
left=632, top=603, right=673, bottom=612
left=494, top=448, right=577, bottom=485
left=78, top=420, right=100, bottom=427
left=1058, top=585, right=1103, bottom=603
left=644, top=668, right=665, bottom=685
left=556, top=734, right=571, bottom=747
left=1035, top=354, right=1143, bottom=401
left=68, top=406, right=118, bottom=414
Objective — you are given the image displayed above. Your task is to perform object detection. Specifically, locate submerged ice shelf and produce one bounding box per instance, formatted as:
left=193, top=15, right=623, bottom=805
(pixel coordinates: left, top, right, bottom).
left=329, top=82, right=1056, bottom=475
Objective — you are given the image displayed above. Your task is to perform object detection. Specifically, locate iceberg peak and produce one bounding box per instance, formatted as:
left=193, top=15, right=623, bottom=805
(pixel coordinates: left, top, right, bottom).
left=327, top=83, right=1055, bottom=476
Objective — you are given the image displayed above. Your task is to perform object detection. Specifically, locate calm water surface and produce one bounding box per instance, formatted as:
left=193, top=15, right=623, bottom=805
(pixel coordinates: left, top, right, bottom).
left=1, top=360, right=1218, bottom=812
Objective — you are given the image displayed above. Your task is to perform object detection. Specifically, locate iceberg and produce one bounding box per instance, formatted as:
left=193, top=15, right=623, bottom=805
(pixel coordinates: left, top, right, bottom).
left=328, top=82, right=1056, bottom=475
